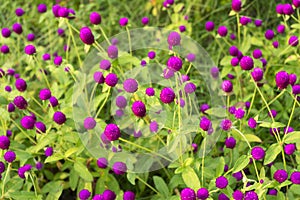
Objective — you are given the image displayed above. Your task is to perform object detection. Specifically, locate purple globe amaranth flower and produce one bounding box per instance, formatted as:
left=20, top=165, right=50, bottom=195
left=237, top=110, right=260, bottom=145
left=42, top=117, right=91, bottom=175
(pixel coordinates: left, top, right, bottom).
left=79, top=189, right=91, bottom=200
left=225, top=136, right=236, bottom=149
left=260, top=58, right=267, bottom=67
left=100, top=59, right=111, bottom=70
left=119, top=17, right=128, bottom=26
left=251, top=146, right=265, bottom=160
left=39, top=88, right=51, bottom=100
left=107, top=45, right=118, bottom=59
left=210, top=67, right=219, bottom=78
left=93, top=71, right=105, bottom=84
left=90, top=12, right=101, bottom=25
left=27, top=33, right=35, bottom=41
left=1, top=45, right=10, bottom=54
left=277, top=24, right=285, bottom=34
left=284, top=126, right=294, bottom=134
left=244, top=191, right=258, bottom=200
left=240, top=16, right=251, bottom=25
left=37, top=4, right=47, bottom=13
left=68, top=9, right=76, bottom=19
left=227, top=74, right=235, bottom=79
left=179, top=25, right=186, bottom=32
left=97, top=157, right=108, bottom=168
left=49, top=96, right=58, bottom=107
left=216, top=176, right=228, bottom=189
left=229, top=46, right=239, bottom=56
left=276, top=4, right=284, bottom=14
left=268, top=109, right=277, bottom=118
left=273, top=41, right=279, bottom=48
left=196, top=188, right=209, bottom=200
left=116, top=109, right=124, bottom=117
left=252, top=49, right=262, bottom=59
left=35, top=121, right=46, bottom=133
left=218, top=193, right=229, bottom=200
left=79, top=27, right=94, bottom=45
left=104, top=124, right=120, bottom=141
left=84, top=117, right=96, bottom=130
left=0, top=162, right=5, bottom=173
left=148, top=51, right=156, bottom=59
left=6, top=130, right=12, bottom=137
left=283, top=4, right=294, bottom=15
left=141, top=17, right=149, bottom=25
left=131, top=101, right=146, bottom=117
left=233, top=171, right=243, bottom=181
left=235, top=108, right=245, bottom=119
left=42, top=53, right=51, bottom=61
left=232, top=190, right=244, bottom=200
left=116, top=96, right=127, bottom=108
left=218, top=26, right=228, bottom=37
left=112, top=161, right=127, bottom=175
left=57, top=28, right=65, bottom=36
left=102, top=189, right=116, bottom=200
left=251, top=67, right=263, bottom=82
left=284, top=144, right=296, bottom=155
left=150, top=121, right=158, bottom=133
left=230, top=33, right=236, bottom=40
left=167, top=31, right=181, bottom=46
left=13, top=96, right=28, bottom=109
left=160, top=87, right=175, bottom=104
left=0, top=136, right=10, bottom=150
left=167, top=56, right=182, bottom=72
left=54, top=56, right=63, bottom=66
left=200, top=104, right=210, bottom=113
left=254, top=19, right=263, bottom=27
left=222, top=80, right=233, bottom=93
left=191, top=143, right=198, bottom=152
left=1, top=28, right=11, bottom=38
left=15, top=78, right=27, bottom=92
left=205, top=21, right=214, bottom=31
left=268, top=189, right=278, bottom=196
left=4, top=151, right=16, bottom=163
left=163, top=68, right=175, bottom=79
left=289, top=36, right=299, bottom=46
left=274, top=169, right=288, bottom=183
left=18, top=164, right=32, bottom=179
left=184, top=82, right=196, bottom=94
left=141, top=60, right=147, bottom=66
left=123, top=78, right=138, bottom=93
left=220, top=119, right=232, bottom=131
left=105, top=73, right=118, bottom=87
left=15, top=8, right=25, bottom=16
left=293, top=0, right=300, bottom=7
left=289, top=74, right=297, bottom=86
left=248, top=118, right=257, bottom=128
left=12, top=23, right=23, bottom=34
left=265, top=30, right=274, bottom=40
left=275, top=71, right=289, bottom=90
left=232, top=0, right=242, bottom=12
left=45, top=147, right=53, bottom=157
left=52, top=4, right=61, bottom=17
left=291, top=171, right=300, bottom=184
left=53, top=111, right=66, bottom=125
left=180, top=188, right=196, bottom=200
left=123, top=191, right=135, bottom=200
left=58, top=7, right=69, bottom=18
left=186, top=53, right=196, bottom=62
left=240, top=56, right=254, bottom=70
left=35, top=162, right=43, bottom=170
left=145, top=87, right=155, bottom=96
left=199, top=117, right=212, bottom=131
left=228, top=106, right=236, bottom=114
left=21, top=116, right=36, bottom=130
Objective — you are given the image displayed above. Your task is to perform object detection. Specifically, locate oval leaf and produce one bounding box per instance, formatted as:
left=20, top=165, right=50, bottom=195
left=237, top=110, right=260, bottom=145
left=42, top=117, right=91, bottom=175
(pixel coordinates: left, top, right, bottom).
left=233, top=155, right=250, bottom=173
left=182, top=166, right=200, bottom=191
left=264, top=143, right=282, bottom=165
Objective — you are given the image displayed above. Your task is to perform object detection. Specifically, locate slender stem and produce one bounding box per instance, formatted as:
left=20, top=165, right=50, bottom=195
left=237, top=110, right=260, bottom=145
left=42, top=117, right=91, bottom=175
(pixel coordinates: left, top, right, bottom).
left=33, top=56, right=50, bottom=89
left=67, top=21, right=82, bottom=68
left=236, top=13, right=241, bottom=47
left=29, top=173, right=38, bottom=197
left=1, top=163, right=11, bottom=198
left=252, top=160, right=261, bottom=181
left=98, top=26, right=111, bottom=45
left=126, top=26, right=132, bottom=56
left=136, top=176, right=160, bottom=195
left=10, top=119, right=36, bottom=144
left=246, top=87, right=256, bottom=118
left=201, top=138, right=206, bottom=187
left=186, top=63, right=192, bottom=74
left=95, top=87, right=111, bottom=119
left=232, top=127, right=251, bottom=149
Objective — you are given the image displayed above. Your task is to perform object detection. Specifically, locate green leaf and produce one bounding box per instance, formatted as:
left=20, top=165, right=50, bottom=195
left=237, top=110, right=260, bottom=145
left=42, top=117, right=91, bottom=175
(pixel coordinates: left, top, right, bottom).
left=221, top=65, right=232, bottom=78
left=215, top=157, right=225, bottom=177
left=228, top=10, right=236, bottom=16
left=174, top=3, right=184, bottom=13
left=232, top=155, right=250, bottom=173
left=127, top=173, right=137, bottom=185
left=74, top=161, right=93, bottom=182
left=264, top=143, right=282, bottom=165
left=251, top=37, right=264, bottom=46
left=259, top=122, right=285, bottom=128
left=69, top=168, right=79, bottom=191
left=8, top=192, right=43, bottom=200
left=44, top=153, right=64, bottom=163
left=284, top=131, right=300, bottom=143
left=291, top=23, right=300, bottom=29
left=153, top=176, right=169, bottom=198
left=244, top=134, right=262, bottom=143
left=220, top=56, right=232, bottom=66
left=182, top=166, right=200, bottom=191
left=205, top=107, right=227, bottom=118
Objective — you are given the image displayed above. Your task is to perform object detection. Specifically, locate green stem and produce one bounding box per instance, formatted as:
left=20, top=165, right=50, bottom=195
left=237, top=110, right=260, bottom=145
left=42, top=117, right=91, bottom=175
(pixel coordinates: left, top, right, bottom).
left=67, top=21, right=82, bottom=68
left=10, top=119, right=36, bottom=144
left=29, top=173, right=38, bottom=197
left=1, top=163, right=11, bottom=198
left=95, top=87, right=111, bottom=119
left=98, top=26, right=111, bottom=45
left=33, top=56, right=50, bottom=89
left=136, top=176, right=160, bottom=195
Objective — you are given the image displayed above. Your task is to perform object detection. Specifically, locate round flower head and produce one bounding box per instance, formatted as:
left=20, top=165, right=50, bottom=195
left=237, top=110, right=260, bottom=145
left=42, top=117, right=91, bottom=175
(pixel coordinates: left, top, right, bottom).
left=184, top=82, right=196, bottom=94
left=167, top=56, right=182, bottom=72
left=42, top=53, right=51, bottom=61
left=1, top=45, right=10, bottom=54
left=277, top=24, right=285, bottom=34
left=210, top=67, right=219, bottom=78
left=205, top=21, right=214, bottom=31
left=220, top=119, right=232, bottom=131
left=84, top=117, right=96, bottom=130
left=216, top=176, right=228, bottom=189
left=141, top=17, right=149, bottom=25
left=200, top=104, right=210, bottom=114
left=160, top=87, right=175, bottom=104
left=13, top=96, right=27, bottom=109
left=232, top=0, right=242, bottom=12
left=196, top=188, right=209, bottom=200
left=180, top=188, right=196, bottom=200
left=289, top=36, right=299, bottom=46
left=179, top=25, right=186, bottom=32
left=15, top=78, right=27, bottom=92
left=100, top=59, right=111, bottom=70
left=275, top=71, right=289, bottom=89
left=44, top=147, right=53, bottom=157
left=222, top=80, right=233, bottom=93
left=180, top=75, right=190, bottom=83
left=111, top=38, right=118, bottom=45
left=283, top=4, right=294, bottom=15
left=252, top=49, right=262, bottom=59
left=232, top=190, right=244, bottom=200
left=240, top=56, right=254, bottom=70
left=52, top=4, right=60, bottom=17
left=284, top=144, right=296, bottom=155
left=229, top=46, right=239, bottom=56
left=218, top=193, right=229, bottom=200
left=37, top=4, right=47, bottom=13
left=227, top=74, right=235, bottom=79
left=251, top=67, right=263, bottom=82
left=6, top=130, right=12, bottom=137
left=293, top=0, right=300, bottom=7
left=6, top=103, right=14, bottom=112
left=265, top=30, right=274, bottom=40
left=1, top=28, right=11, bottom=38
left=254, top=19, right=263, bottom=27
left=107, top=45, right=118, bottom=59
left=21, top=116, right=36, bottom=130
left=284, top=126, right=294, bottom=134
left=79, top=189, right=91, bottom=200
left=112, top=161, right=127, bottom=175
left=240, top=16, right=251, bottom=25
left=119, top=17, right=128, bottom=26
left=268, top=109, right=277, bottom=118
left=145, top=87, right=155, bottom=96
left=49, top=96, right=58, bottom=107
left=93, top=71, right=105, bottom=84
left=131, top=101, right=146, bottom=117
left=235, top=108, right=245, bottom=119
left=123, top=191, right=135, bottom=200
left=79, top=27, right=94, bottom=45
left=12, top=23, right=22, bottom=34
left=186, top=53, right=195, bottom=62
left=218, top=26, right=228, bottom=37
left=148, top=51, right=156, bottom=59
left=53, top=111, right=66, bottom=125
left=225, top=136, right=236, bottom=149
left=268, top=189, right=277, bottom=196
left=116, top=96, right=127, bottom=108
left=0, top=136, right=10, bottom=150
left=141, top=60, right=147, bottom=66
left=123, top=78, right=138, bottom=93
left=102, top=190, right=116, bottom=200
left=104, top=124, right=120, bottom=141
left=291, top=171, right=300, bottom=184
left=27, top=33, right=35, bottom=41
left=274, top=169, right=288, bottom=183
left=167, top=31, right=181, bottom=46
left=97, top=157, right=108, bottom=168
left=261, top=58, right=267, bottom=67
left=244, top=191, right=258, bottom=200
left=57, top=28, right=65, bottom=36
left=39, top=88, right=51, bottom=100
left=0, top=161, right=5, bottom=173
left=90, top=12, right=101, bottom=25
left=105, top=73, right=118, bottom=87
left=228, top=106, right=236, bottom=114
left=276, top=4, right=284, bottom=14
left=289, top=74, right=297, bottom=86
left=15, top=8, right=25, bottom=16
left=251, top=146, right=265, bottom=160
left=54, top=56, right=63, bottom=66
left=35, top=162, right=43, bottom=170
left=199, top=117, right=211, bottom=131
left=248, top=118, right=257, bottom=129
left=233, top=171, right=243, bottom=181
left=150, top=121, right=158, bottom=133
left=4, top=151, right=16, bottom=163
left=273, top=41, right=279, bottom=48
left=163, top=68, right=175, bottom=79
left=58, top=7, right=69, bottom=18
